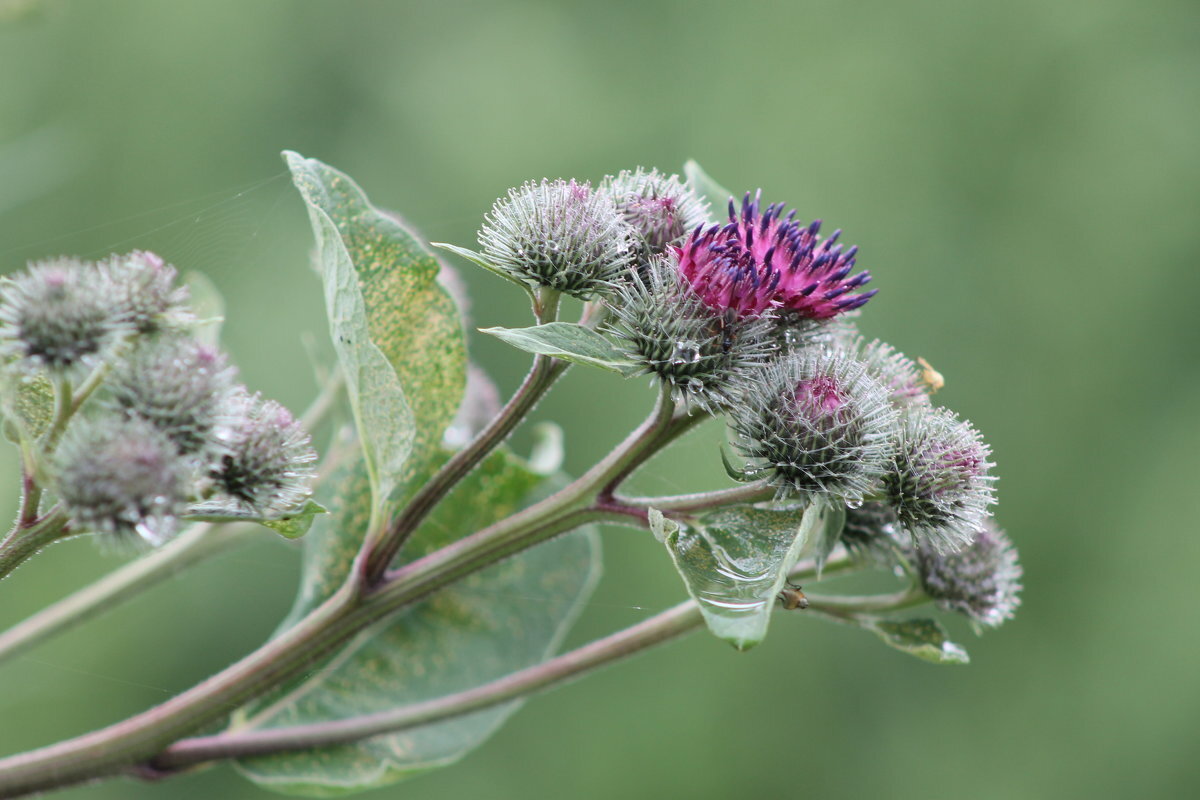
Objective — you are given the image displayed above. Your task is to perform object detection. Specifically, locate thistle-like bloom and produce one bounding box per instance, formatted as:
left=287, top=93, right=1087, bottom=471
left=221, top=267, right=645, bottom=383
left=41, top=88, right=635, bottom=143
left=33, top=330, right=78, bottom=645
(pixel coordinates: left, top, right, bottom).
left=883, top=406, right=996, bottom=551
left=913, top=519, right=1022, bottom=629
left=607, top=259, right=775, bottom=411
left=601, top=168, right=710, bottom=263
left=107, top=336, right=236, bottom=458
left=0, top=258, right=125, bottom=373
left=730, top=351, right=898, bottom=505
left=676, top=191, right=875, bottom=320
left=101, top=250, right=191, bottom=335
left=211, top=391, right=317, bottom=515
left=478, top=179, right=634, bottom=298
left=839, top=500, right=901, bottom=559
left=835, top=335, right=932, bottom=409
left=55, top=413, right=190, bottom=545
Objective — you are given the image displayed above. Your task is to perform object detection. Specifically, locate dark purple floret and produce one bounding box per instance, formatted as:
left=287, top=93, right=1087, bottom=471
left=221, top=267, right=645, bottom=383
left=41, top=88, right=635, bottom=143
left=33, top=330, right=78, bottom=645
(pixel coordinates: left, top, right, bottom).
left=675, top=191, right=875, bottom=319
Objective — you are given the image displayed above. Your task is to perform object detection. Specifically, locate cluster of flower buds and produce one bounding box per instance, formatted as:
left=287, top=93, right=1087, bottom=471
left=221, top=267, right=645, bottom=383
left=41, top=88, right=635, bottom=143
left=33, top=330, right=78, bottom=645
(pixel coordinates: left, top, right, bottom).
left=471, top=167, right=1020, bottom=628
left=0, top=253, right=317, bottom=546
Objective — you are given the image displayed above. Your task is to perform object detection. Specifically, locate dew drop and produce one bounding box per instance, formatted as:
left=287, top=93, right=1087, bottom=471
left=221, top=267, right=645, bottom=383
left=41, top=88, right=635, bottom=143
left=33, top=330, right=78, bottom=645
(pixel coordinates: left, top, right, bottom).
left=671, top=341, right=701, bottom=366
left=686, top=378, right=704, bottom=394
left=846, top=498, right=864, bottom=509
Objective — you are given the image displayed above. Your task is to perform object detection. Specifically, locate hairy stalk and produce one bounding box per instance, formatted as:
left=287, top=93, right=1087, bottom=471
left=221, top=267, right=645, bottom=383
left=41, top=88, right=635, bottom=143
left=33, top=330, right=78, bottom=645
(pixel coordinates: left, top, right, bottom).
left=39, top=376, right=73, bottom=456
left=67, top=361, right=109, bottom=415
left=154, top=599, right=706, bottom=769
left=806, top=586, right=930, bottom=616
left=363, top=289, right=565, bottom=582
left=0, top=506, right=70, bottom=582
left=149, top=550, right=865, bottom=769
left=0, top=523, right=249, bottom=663
left=615, top=481, right=775, bottom=513
left=0, top=388, right=681, bottom=797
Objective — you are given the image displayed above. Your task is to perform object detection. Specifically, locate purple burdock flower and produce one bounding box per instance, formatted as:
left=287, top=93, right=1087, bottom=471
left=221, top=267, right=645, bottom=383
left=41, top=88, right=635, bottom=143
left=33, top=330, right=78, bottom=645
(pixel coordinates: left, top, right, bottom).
left=675, top=191, right=875, bottom=320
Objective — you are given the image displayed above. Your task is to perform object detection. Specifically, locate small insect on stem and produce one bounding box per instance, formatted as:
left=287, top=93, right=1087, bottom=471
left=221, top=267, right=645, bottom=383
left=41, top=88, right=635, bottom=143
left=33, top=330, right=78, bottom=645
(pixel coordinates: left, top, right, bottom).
left=778, top=582, right=809, bottom=610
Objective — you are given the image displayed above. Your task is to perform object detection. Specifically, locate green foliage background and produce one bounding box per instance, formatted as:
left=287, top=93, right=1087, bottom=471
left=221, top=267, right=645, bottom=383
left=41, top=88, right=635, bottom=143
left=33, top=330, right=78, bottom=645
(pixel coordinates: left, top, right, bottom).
left=0, top=1, right=1196, bottom=798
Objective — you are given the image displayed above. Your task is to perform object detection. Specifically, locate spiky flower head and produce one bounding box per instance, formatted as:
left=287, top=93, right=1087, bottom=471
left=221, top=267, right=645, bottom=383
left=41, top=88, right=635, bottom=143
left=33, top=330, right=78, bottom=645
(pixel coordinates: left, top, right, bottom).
left=54, top=413, right=190, bottom=545
left=0, top=257, right=125, bottom=373
left=883, top=406, right=996, bottom=551
left=730, top=351, right=898, bottom=506
left=478, top=179, right=634, bottom=299
left=834, top=335, right=932, bottom=409
left=210, top=391, right=317, bottom=515
left=601, top=168, right=710, bottom=264
left=839, top=500, right=901, bottom=560
left=913, top=519, right=1022, bottom=628
left=676, top=191, right=875, bottom=321
left=101, top=250, right=191, bottom=335
left=106, top=336, right=236, bottom=458
left=607, top=259, right=775, bottom=411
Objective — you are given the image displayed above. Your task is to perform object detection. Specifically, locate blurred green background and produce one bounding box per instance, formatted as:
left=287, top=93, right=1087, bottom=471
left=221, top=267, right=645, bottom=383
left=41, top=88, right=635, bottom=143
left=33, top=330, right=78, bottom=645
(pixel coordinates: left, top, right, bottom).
left=1, top=0, right=1197, bottom=798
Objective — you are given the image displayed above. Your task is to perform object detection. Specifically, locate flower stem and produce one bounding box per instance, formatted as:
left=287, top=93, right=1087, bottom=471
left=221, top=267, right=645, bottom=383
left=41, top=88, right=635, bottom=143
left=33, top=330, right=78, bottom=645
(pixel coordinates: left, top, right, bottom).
left=0, top=387, right=685, bottom=797
left=614, top=481, right=775, bottom=514
left=148, top=549, right=869, bottom=770
left=153, top=599, right=706, bottom=770
left=363, top=354, right=569, bottom=583
left=0, top=506, right=70, bottom=583
left=362, top=289, right=568, bottom=583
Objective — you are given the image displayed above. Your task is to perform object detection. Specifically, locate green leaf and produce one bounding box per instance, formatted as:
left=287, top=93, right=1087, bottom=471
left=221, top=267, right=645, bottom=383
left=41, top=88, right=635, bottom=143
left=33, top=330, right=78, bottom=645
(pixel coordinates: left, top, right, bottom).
left=430, top=242, right=534, bottom=297
left=234, top=446, right=601, bottom=795
left=803, top=504, right=846, bottom=577
left=869, top=618, right=970, bottom=665
left=182, top=270, right=225, bottom=347
left=683, top=160, right=735, bottom=215
left=480, top=322, right=641, bottom=376
left=0, top=370, right=54, bottom=445
left=184, top=500, right=328, bottom=540
left=284, top=151, right=465, bottom=513
left=663, top=503, right=820, bottom=651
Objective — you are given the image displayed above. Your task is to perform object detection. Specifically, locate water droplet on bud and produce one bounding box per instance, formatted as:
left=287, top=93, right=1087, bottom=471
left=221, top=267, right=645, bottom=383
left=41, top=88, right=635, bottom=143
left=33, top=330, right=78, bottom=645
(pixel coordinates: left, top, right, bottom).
left=671, top=341, right=701, bottom=366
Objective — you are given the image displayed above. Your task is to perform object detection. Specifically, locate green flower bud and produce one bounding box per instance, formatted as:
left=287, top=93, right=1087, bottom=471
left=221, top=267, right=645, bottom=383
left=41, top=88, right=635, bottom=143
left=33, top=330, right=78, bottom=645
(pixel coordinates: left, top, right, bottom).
left=601, top=168, right=710, bottom=265
left=883, top=406, right=996, bottom=552
left=107, top=336, right=236, bottom=458
left=730, top=351, right=898, bottom=505
left=101, top=250, right=192, bottom=335
left=210, top=391, right=317, bottom=516
left=0, top=258, right=125, bottom=373
left=478, top=179, right=633, bottom=298
left=606, top=258, right=775, bottom=412
left=55, top=413, right=190, bottom=545
left=914, top=520, right=1022, bottom=629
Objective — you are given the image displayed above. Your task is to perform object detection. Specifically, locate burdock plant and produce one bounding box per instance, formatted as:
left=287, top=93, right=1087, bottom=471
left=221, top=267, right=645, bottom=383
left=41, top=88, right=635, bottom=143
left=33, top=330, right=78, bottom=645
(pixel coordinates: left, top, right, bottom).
left=0, top=155, right=1020, bottom=797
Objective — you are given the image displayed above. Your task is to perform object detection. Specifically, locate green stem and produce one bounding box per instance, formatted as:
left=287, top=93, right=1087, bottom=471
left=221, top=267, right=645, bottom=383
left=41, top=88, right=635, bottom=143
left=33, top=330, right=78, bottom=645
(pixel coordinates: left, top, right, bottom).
left=3, top=367, right=344, bottom=632
left=40, top=376, right=74, bottom=455
left=0, top=506, right=70, bottom=583
left=805, top=586, right=930, bottom=615
left=0, top=523, right=250, bottom=664
left=0, top=387, right=683, bottom=798
left=149, top=548, right=869, bottom=769
left=363, top=354, right=570, bottom=582
left=68, top=362, right=110, bottom=415
left=615, top=481, right=775, bottom=514
left=362, top=290, right=566, bottom=582
left=153, top=599, right=706, bottom=770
